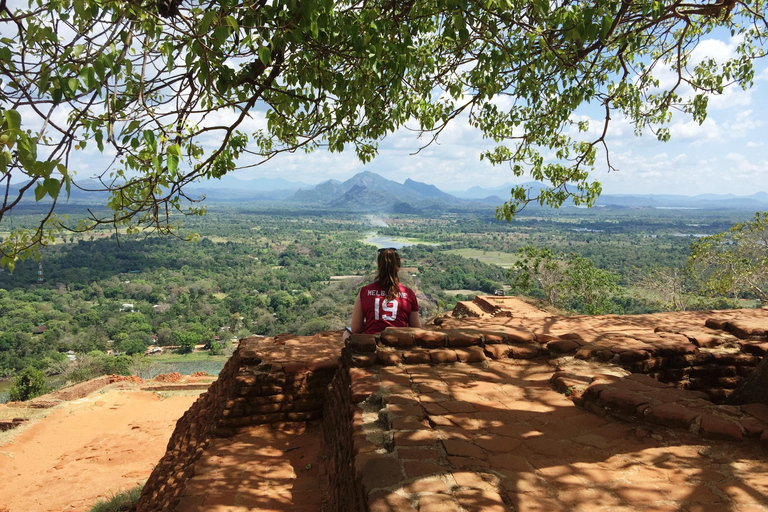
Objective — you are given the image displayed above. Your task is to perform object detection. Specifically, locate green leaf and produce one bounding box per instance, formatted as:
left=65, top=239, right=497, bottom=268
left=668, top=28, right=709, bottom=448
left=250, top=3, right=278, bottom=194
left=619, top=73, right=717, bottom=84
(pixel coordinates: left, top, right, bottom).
left=164, top=42, right=174, bottom=71
left=34, top=183, right=46, bottom=201
left=4, top=109, right=20, bottom=130
left=93, top=58, right=105, bottom=80
left=258, top=46, right=271, bottom=66
left=167, top=144, right=181, bottom=174
left=200, top=11, right=217, bottom=32
left=44, top=178, right=60, bottom=199
left=94, top=130, right=104, bottom=151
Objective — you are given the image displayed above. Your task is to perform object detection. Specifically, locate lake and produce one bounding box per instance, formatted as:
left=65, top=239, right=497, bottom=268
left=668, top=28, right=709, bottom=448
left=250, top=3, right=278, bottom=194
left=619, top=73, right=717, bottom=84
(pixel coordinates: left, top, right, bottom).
left=0, top=379, right=10, bottom=404
left=152, top=360, right=226, bottom=378
left=362, top=232, right=440, bottom=249
left=0, top=360, right=226, bottom=404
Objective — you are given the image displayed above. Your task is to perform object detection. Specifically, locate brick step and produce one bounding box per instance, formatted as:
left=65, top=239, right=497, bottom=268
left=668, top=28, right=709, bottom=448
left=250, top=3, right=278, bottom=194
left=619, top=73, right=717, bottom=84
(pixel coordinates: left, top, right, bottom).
left=452, top=301, right=489, bottom=318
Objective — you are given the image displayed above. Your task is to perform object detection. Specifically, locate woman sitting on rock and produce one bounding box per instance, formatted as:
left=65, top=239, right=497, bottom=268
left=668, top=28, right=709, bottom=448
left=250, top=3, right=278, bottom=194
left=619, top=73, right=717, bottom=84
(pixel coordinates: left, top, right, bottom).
left=343, top=247, right=420, bottom=339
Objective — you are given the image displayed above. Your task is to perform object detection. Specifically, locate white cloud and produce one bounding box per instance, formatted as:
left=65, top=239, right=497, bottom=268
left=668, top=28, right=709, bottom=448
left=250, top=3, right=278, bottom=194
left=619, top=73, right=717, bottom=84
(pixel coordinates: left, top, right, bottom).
left=722, top=109, right=764, bottom=138
left=689, top=37, right=739, bottom=67
left=669, top=118, right=720, bottom=144
left=707, top=85, right=754, bottom=110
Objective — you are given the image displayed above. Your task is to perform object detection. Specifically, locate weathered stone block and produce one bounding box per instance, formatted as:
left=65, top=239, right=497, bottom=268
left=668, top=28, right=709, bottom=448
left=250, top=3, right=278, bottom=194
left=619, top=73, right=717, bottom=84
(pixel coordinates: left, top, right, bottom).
left=455, top=346, right=486, bottom=363
left=509, top=344, right=541, bottom=359
left=348, top=333, right=377, bottom=353
left=402, top=349, right=431, bottom=364
left=645, top=403, right=700, bottom=429
left=739, top=416, right=767, bottom=437
left=741, top=403, right=768, bottom=424
left=503, top=327, right=536, bottom=343
left=430, top=349, right=458, bottom=364
left=711, top=352, right=759, bottom=366
left=447, top=330, right=484, bottom=347
left=368, top=490, right=417, bottom=512
left=380, top=328, right=414, bottom=348
left=712, top=365, right=738, bottom=377
left=598, top=388, right=651, bottom=415
left=716, top=377, right=741, bottom=389
left=700, top=414, right=743, bottom=441
left=351, top=354, right=377, bottom=368
left=376, top=349, right=402, bottom=366
left=546, top=339, right=581, bottom=353
left=664, top=354, right=700, bottom=369
left=411, top=329, right=448, bottom=348
left=624, top=373, right=670, bottom=389
left=619, top=349, right=652, bottom=363
left=663, top=368, right=688, bottom=381
left=740, top=341, right=768, bottom=357
left=483, top=344, right=511, bottom=360
left=482, top=332, right=508, bottom=344
left=705, top=318, right=728, bottom=330
left=627, top=358, right=663, bottom=373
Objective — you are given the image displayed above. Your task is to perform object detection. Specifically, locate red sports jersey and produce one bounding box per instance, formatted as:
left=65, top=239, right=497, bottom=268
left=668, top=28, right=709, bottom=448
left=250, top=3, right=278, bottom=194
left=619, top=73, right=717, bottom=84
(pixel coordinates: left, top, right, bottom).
left=359, top=282, right=419, bottom=334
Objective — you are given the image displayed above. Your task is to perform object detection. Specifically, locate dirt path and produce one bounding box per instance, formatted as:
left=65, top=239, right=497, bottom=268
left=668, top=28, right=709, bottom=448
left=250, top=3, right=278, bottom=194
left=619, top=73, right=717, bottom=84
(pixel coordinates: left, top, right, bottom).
left=0, top=388, right=200, bottom=512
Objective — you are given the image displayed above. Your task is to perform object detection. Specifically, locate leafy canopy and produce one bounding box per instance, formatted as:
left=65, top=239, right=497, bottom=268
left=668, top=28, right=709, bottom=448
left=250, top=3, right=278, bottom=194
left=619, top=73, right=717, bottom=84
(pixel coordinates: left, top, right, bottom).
left=688, top=211, right=768, bottom=301
left=510, top=245, right=621, bottom=314
left=1, top=0, right=766, bottom=269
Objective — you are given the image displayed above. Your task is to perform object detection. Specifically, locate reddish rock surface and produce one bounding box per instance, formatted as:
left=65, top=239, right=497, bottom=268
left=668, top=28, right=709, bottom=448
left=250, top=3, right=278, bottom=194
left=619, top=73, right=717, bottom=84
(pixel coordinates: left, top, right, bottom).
left=0, top=385, right=203, bottom=512
left=44, top=296, right=764, bottom=512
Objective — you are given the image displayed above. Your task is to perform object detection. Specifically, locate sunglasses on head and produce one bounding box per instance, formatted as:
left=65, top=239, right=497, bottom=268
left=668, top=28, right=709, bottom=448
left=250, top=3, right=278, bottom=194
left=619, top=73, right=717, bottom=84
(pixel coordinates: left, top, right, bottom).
left=378, top=247, right=398, bottom=253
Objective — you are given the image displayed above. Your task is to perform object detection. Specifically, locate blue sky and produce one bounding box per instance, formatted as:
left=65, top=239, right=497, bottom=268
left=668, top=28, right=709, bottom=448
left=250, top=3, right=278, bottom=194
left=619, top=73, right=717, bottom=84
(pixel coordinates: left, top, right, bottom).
left=225, top=35, right=768, bottom=196
left=41, top=32, right=767, bottom=197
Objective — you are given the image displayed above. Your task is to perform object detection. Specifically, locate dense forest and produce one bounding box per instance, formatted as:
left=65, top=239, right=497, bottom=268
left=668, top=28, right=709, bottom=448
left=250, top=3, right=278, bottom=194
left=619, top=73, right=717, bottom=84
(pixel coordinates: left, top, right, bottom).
left=0, top=205, right=757, bottom=386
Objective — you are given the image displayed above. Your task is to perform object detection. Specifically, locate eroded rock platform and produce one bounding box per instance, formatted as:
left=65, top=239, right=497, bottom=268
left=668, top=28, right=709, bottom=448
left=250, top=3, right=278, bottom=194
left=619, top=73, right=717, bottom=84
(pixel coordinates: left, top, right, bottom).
left=137, top=298, right=768, bottom=512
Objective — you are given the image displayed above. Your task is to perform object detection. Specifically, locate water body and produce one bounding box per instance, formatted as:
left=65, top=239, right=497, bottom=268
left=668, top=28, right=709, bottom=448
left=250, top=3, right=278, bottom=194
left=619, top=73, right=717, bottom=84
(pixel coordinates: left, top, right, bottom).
left=153, top=360, right=226, bottom=378
left=0, top=379, right=10, bottom=404
left=0, top=361, right=226, bottom=404
left=362, top=232, right=439, bottom=249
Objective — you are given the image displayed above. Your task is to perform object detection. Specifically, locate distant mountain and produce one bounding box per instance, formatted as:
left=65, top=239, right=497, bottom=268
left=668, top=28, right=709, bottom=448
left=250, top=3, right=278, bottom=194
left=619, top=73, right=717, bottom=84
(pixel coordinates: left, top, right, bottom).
left=448, top=181, right=553, bottom=200
left=329, top=184, right=422, bottom=213
left=286, top=171, right=441, bottom=210
left=201, top=175, right=312, bottom=191
left=14, top=170, right=768, bottom=212
left=403, top=178, right=455, bottom=200
left=342, top=171, right=424, bottom=202
left=594, top=193, right=768, bottom=209
left=288, top=179, right=347, bottom=204
left=449, top=183, right=513, bottom=199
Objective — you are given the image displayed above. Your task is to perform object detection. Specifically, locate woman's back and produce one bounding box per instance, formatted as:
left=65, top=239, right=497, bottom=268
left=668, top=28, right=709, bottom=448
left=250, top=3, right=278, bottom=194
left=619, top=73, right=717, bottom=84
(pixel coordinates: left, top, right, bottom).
left=359, top=281, right=418, bottom=334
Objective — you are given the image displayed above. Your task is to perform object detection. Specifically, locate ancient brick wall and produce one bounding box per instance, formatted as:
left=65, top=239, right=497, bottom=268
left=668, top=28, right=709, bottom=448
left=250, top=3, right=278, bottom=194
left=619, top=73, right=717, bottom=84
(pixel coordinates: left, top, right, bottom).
left=0, top=417, right=27, bottom=431
left=136, top=351, right=240, bottom=512
left=321, top=365, right=367, bottom=512
left=135, top=334, right=342, bottom=512
left=563, top=328, right=763, bottom=403
left=344, top=325, right=542, bottom=370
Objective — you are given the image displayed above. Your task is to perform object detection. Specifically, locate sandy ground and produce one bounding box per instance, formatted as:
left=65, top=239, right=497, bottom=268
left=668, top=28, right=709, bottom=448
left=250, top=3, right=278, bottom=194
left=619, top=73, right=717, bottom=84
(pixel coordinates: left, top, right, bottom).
left=0, top=388, right=201, bottom=512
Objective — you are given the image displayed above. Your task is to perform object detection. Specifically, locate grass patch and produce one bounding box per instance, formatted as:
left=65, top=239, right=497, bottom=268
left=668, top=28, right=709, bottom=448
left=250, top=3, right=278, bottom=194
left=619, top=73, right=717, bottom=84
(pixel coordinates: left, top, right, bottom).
left=88, top=485, right=143, bottom=512
left=444, top=248, right=519, bottom=268
left=0, top=404, right=58, bottom=446
left=443, top=289, right=486, bottom=296
left=360, top=234, right=440, bottom=247
left=148, top=352, right=229, bottom=363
